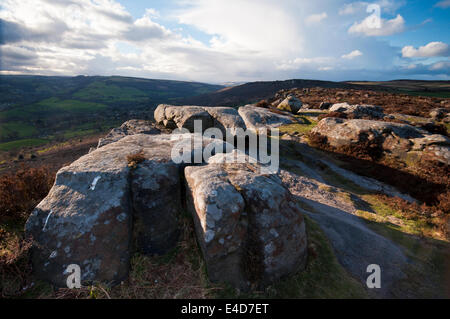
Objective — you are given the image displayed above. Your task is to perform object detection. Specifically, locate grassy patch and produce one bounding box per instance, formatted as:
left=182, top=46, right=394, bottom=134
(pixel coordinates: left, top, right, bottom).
left=36, top=97, right=107, bottom=113
left=37, top=142, right=70, bottom=154
left=279, top=117, right=318, bottom=136
left=355, top=214, right=450, bottom=298
left=0, top=122, right=37, bottom=140
left=0, top=139, right=48, bottom=152
left=63, top=129, right=97, bottom=139
left=360, top=195, right=443, bottom=240
left=73, top=82, right=148, bottom=103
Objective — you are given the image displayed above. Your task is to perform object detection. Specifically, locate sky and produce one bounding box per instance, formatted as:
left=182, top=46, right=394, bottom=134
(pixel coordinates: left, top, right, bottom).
left=0, top=0, right=449, bottom=83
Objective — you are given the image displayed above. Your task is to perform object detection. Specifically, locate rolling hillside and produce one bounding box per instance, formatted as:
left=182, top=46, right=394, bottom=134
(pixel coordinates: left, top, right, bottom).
left=0, top=75, right=223, bottom=152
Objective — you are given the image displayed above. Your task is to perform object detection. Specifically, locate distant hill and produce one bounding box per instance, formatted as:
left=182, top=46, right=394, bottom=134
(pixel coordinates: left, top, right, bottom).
left=0, top=75, right=223, bottom=152
left=179, top=79, right=450, bottom=106
left=1, top=76, right=448, bottom=154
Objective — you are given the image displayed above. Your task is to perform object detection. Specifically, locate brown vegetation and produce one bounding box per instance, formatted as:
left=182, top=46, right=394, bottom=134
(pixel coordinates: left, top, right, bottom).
left=273, top=87, right=449, bottom=117
left=255, top=100, right=270, bottom=108
left=0, top=166, right=54, bottom=221
left=0, top=166, right=54, bottom=297
left=127, top=150, right=146, bottom=169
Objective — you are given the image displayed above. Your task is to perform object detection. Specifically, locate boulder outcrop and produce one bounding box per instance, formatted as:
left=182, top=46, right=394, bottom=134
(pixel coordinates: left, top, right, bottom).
left=329, top=103, right=386, bottom=119
left=154, top=105, right=246, bottom=136
left=311, top=118, right=450, bottom=165
left=155, top=104, right=214, bottom=132
left=26, top=128, right=308, bottom=289
left=155, top=104, right=302, bottom=134
left=277, top=96, right=303, bottom=113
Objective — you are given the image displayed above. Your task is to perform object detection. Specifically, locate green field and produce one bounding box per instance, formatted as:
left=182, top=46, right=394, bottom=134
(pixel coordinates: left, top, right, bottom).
left=0, top=138, right=49, bottom=151
left=0, top=122, right=37, bottom=140
left=73, top=82, right=149, bottom=103
left=36, top=97, right=107, bottom=112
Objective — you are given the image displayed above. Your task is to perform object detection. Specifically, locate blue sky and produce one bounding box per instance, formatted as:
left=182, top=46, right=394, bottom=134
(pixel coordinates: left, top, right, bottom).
left=0, top=0, right=449, bottom=83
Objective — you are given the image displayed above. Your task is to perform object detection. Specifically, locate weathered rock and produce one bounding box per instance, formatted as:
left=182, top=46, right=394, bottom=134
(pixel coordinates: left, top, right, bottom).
left=277, top=96, right=303, bottom=113
left=203, top=107, right=247, bottom=136
left=430, top=108, right=448, bottom=121
left=154, top=104, right=214, bottom=132
left=329, top=103, right=385, bottom=119
left=26, top=139, right=137, bottom=287
left=155, top=105, right=246, bottom=136
left=184, top=154, right=307, bottom=289
left=311, top=118, right=450, bottom=165
left=97, top=120, right=160, bottom=148
left=25, top=133, right=231, bottom=287
left=238, top=105, right=298, bottom=131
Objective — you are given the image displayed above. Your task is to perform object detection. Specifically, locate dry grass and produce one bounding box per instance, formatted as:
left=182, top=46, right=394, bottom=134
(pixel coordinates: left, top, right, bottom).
left=127, top=150, right=146, bottom=169
left=0, top=165, right=54, bottom=298
left=0, top=166, right=54, bottom=221
left=0, top=230, right=33, bottom=298
left=255, top=100, right=270, bottom=108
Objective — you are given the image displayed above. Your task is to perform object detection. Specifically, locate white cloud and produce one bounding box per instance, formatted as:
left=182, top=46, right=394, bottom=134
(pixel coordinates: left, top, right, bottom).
left=402, top=42, right=449, bottom=57
left=305, top=12, right=328, bottom=25
left=429, top=61, right=450, bottom=71
left=0, top=0, right=447, bottom=82
left=342, top=50, right=363, bottom=59
left=176, top=0, right=303, bottom=58
left=276, top=57, right=334, bottom=71
left=349, top=14, right=405, bottom=36
left=339, top=2, right=365, bottom=15
left=435, top=0, right=450, bottom=8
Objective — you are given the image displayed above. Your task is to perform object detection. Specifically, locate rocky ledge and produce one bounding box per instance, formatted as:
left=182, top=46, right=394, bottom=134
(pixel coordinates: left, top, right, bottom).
left=25, top=100, right=449, bottom=298
left=25, top=105, right=308, bottom=289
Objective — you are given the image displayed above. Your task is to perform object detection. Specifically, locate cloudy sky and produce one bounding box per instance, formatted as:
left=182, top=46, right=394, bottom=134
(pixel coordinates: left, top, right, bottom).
left=0, top=0, right=449, bottom=83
